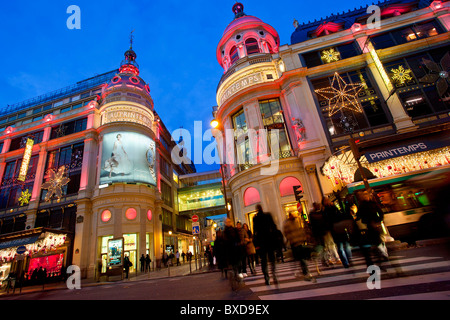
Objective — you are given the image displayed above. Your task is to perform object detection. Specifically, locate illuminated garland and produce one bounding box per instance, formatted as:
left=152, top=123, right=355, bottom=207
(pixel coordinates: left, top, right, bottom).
left=0, top=233, right=67, bottom=262
left=322, top=146, right=450, bottom=188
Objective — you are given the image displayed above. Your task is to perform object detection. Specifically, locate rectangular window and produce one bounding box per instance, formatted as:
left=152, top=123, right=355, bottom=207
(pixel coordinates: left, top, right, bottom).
left=161, top=180, right=173, bottom=206
left=259, top=98, right=291, bottom=157
left=371, top=20, right=444, bottom=50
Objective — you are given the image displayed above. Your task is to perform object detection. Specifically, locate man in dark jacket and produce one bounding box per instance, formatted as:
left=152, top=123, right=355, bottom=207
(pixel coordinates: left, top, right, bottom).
left=253, top=205, right=278, bottom=285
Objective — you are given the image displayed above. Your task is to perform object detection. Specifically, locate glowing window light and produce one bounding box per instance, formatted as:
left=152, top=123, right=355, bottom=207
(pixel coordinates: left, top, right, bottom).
left=101, top=210, right=112, bottom=222
left=126, top=208, right=137, bottom=220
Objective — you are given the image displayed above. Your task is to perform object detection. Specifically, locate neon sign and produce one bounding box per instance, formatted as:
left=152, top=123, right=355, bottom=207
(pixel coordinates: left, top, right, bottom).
left=17, top=138, right=34, bottom=182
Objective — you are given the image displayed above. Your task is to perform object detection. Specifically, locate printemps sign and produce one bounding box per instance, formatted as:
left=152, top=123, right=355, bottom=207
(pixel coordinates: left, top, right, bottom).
left=101, top=104, right=155, bottom=129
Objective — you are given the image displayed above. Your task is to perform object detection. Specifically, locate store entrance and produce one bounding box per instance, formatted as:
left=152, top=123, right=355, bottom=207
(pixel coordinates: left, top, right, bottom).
left=124, top=251, right=136, bottom=273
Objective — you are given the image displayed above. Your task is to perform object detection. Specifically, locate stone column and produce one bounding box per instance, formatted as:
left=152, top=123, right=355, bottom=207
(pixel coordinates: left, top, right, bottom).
left=78, top=131, right=98, bottom=197
left=30, top=144, right=48, bottom=203
left=304, top=164, right=323, bottom=204
left=72, top=198, right=93, bottom=279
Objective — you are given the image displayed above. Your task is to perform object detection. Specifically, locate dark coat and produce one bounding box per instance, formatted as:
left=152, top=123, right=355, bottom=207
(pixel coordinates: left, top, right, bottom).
left=253, top=211, right=277, bottom=251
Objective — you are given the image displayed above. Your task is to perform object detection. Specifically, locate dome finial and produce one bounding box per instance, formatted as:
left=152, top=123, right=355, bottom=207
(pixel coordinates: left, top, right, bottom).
left=232, top=2, right=245, bottom=19
left=129, top=29, right=135, bottom=49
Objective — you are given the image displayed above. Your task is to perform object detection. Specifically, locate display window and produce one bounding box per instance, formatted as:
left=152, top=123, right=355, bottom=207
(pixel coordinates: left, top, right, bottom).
left=27, top=253, right=64, bottom=279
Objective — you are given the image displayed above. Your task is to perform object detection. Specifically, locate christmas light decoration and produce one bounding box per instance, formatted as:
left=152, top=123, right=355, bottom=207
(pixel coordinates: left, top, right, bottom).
left=390, top=65, right=413, bottom=84
left=322, top=146, right=450, bottom=189
left=41, top=166, right=70, bottom=202
left=321, top=48, right=340, bottom=63
left=18, top=189, right=31, bottom=206
left=314, top=72, right=364, bottom=117
left=0, top=232, right=66, bottom=262
left=419, top=51, right=450, bottom=97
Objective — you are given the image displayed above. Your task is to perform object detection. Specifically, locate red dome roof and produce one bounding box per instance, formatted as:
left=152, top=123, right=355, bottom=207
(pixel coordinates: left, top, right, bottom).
left=223, top=15, right=263, bottom=36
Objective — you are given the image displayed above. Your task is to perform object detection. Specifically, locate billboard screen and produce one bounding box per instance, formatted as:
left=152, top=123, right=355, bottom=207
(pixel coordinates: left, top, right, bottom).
left=100, top=131, right=156, bottom=185
left=107, top=238, right=124, bottom=267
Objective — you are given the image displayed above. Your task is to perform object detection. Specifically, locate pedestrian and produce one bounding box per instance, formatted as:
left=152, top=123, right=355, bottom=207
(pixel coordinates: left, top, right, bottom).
left=214, top=229, right=228, bottom=279
left=140, top=254, right=145, bottom=272
left=123, top=256, right=132, bottom=279
left=145, top=254, right=151, bottom=272
left=274, top=228, right=286, bottom=263
left=176, top=250, right=180, bottom=266
left=243, top=223, right=256, bottom=275
left=181, top=251, right=186, bottom=264
left=321, top=196, right=342, bottom=265
left=283, top=211, right=316, bottom=282
left=253, top=204, right=278, bottom=285
left=330, top=196, right=356, bottom=268
left=309, top=202, right=329, bottom=268
left=356, top=190, right=389, bottom=268
left=236, top=222, right=248, bottom=277
left=223, top=218, right=241, bottom=280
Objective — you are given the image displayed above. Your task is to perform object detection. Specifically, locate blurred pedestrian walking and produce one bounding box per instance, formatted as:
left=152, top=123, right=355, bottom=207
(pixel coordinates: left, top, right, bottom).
left=236, top=222, right=248, bottom=277
left=322, top=197, right=342, bottom=265
left=243, top=223, right=256, bottom=275
left=283, top=212, right=316, bottom=282
left=253, top=205, right=278, bottom=285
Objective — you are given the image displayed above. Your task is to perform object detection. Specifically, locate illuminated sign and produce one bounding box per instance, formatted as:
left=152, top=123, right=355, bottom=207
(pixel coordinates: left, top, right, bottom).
left=102, top=104, right=154, bottom=128
left=108, top=238, right=124, bottom=267
left=18, top=138, right=34, bottom=182
left=220, top=72, right=264, bottom=105
left=367, top=41, right=394, bottom=93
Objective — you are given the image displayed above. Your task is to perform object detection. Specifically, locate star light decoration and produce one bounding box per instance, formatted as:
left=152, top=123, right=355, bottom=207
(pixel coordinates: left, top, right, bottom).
left=390, top=65, right=413, bottom=84
left=41, top=166, right=70, bottom=202
left=419, top=51, right=450, bottom=97
left=321, top=48, right=340, bottom=63
left=18, top=189, right=32, bottom=206
left=314, top=72, right=364, bottom=117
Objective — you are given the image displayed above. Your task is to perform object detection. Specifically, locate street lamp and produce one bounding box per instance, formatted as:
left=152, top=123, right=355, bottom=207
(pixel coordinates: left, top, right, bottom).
left=210, top=119, right=219, bottom=129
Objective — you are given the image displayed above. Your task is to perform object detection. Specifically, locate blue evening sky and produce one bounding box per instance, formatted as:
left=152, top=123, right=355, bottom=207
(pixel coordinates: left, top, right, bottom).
left=0, top=0, right=373, bottom=172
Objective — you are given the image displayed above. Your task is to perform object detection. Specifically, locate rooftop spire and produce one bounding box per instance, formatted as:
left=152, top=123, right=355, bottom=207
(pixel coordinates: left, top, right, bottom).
left=120, top=31, right=140, bottom=76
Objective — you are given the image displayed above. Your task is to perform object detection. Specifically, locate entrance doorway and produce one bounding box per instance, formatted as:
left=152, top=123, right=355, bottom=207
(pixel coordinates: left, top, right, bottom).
left=124, top=251, right=136, bottom=273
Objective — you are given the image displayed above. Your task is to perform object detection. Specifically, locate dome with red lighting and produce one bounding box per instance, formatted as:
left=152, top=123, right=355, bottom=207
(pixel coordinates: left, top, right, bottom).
left=217, top=2, right=280, bottom=72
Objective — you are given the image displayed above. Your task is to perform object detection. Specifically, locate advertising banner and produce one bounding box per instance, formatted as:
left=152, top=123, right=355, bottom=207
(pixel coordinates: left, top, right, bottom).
left=107, top=238, right=124, bottom=267
left=100, top=131, right=156, bottom=185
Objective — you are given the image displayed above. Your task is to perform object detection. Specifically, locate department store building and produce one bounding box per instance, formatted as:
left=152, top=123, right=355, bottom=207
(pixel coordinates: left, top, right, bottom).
left=212, top=1, right=450, bottom=236
left=0, top=45, right=196, bottom=281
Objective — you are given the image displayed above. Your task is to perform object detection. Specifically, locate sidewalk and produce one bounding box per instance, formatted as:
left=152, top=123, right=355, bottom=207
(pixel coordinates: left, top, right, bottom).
left=0, top=259, right=216, bottom=297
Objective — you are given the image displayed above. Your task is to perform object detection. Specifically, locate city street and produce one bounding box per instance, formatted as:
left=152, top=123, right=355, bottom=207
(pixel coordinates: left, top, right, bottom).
left=1, top=242, right=449, bottom=301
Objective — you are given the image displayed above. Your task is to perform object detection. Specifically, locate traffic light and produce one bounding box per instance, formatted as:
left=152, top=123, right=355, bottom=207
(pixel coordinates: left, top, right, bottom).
left=349, top=138, right=361, bottom=160
left=293, top=185, right=303, bottom=202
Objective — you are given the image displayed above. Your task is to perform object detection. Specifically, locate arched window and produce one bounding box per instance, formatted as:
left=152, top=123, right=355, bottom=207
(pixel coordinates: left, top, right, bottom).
left=244, top=187, right=261, bottom=207
left=245, top=38, right=260, bottom=55
left=279, top=176, right=302, bottom=197
left=230, top=46, right=239, bottom=64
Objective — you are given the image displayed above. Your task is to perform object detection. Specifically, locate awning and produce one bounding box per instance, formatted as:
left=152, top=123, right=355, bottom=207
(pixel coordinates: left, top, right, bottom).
left=347, top=166, right=450, bottom=194
left=0, top=235, right=40, bottom=250
left=363, top=129, right=450, bottom=164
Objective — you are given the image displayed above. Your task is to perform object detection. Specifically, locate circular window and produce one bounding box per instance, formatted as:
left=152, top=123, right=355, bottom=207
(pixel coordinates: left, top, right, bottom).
left=126, top=208, right=137, bottom=220
left=112, top=76, right=121, bottom=84
left=236, top=35, right=241, bottom=40
left=101, top=210, right=112, bottom=222
left=147, top=209, right=152, bottom=221
left=130, top=77, right=139, bottom=84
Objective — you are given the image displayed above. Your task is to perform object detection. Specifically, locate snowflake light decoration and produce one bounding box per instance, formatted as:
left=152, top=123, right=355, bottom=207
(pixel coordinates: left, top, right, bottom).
left=321, top=48, right=340, bottom=63
left=41, top=166, right=70, bottom=202
left=18, top=189, right=31, bottom=206
left=390, top=65, right=413, bottom=84
left=314, top=72, right=364, bottom=117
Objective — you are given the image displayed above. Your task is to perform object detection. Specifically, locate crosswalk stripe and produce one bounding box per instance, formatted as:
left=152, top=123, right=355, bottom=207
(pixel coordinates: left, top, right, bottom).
left=245, top=256, right=442, bottom=285
left=369, top=290, right=450, bottom=300
left=250, top=261, right=450, bottom=292
left=258, top=271, right=450, bottom=300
